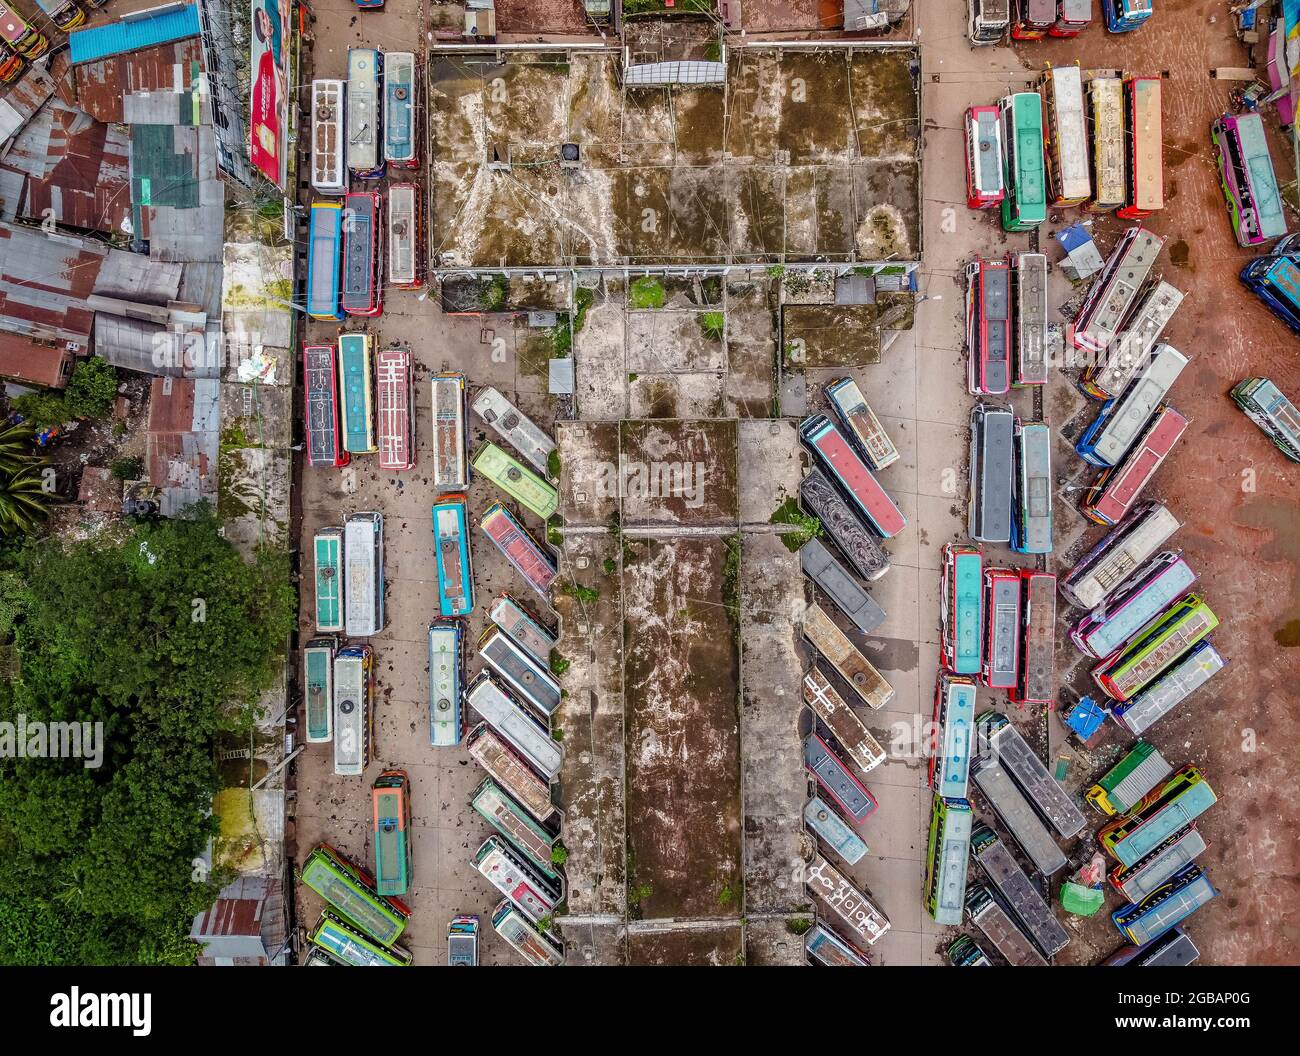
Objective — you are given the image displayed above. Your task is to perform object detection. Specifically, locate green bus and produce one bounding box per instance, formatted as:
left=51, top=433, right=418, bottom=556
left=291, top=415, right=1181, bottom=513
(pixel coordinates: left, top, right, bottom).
left=372, top=771, right=412, bottom=897
left=924, top=795, right=972, bottom=926
left=313, top=527, right=344, bottom=633
left=1093, top=595, right=1218, bottom=701
left=308, top=911, right=412, bottom=967
left=1084, top=740, right=1171, bottom=816
left=1099, top=767, right=1218, bottom=868
left=999, top=92, right=1047, bottom=232
left=471, top=441, right=559, bottom=519
left=300, top=844, right=410, bottom=946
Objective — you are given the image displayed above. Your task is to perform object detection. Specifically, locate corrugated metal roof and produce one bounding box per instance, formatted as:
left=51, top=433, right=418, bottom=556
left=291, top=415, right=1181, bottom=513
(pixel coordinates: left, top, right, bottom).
left=0, top=222, right=105, bottom=349
left=145, top=374, right=218, bottom=514
left=95, top=247, right=182, bottom=304
left=0, top=64, right=56, bottom=146
left=0, top=332, right=75, bottom=388
left=68, top=4, right=202, bottom=66
left=73, top=38, right=205, bottom=125
left=131, top=123, right=224, bottom=262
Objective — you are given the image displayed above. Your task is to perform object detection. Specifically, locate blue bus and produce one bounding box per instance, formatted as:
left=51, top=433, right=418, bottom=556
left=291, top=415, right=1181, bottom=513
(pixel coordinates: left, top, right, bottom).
left=1240, top=236, right=1300, bottom=334
left=931, top=672, right=976, bottom=799
left=1075, top=344, right=1188, bottom=466
left=307, top=201, right=344, bottom=320
left=804, top=796, right=868, bottom=865
left=940, top=543, right=983, bottom=675
left=1111, top=864, right=1217, bottom=946
left=1103, top=0, right=1152, bottom=32
left=431, top=496, right=473, bottom=617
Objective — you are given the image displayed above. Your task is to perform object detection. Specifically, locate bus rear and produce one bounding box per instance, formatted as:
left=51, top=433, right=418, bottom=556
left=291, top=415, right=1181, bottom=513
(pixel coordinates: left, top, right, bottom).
left=1011, top=0, right=1055, bottom=38
left=1049, top=0, right=1092, bottom=36
left=1104, top=0, right=1152, bottom=31
left=968, top=0, right=1011, bottom=42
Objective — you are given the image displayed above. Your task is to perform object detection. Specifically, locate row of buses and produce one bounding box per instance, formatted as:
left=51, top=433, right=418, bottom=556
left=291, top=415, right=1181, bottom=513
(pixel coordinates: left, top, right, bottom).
left=969, top=0, right=1154, bottom=43
left=965, top=253, right=1049, bottom=391
left=968, top=403, right=1054, bottom=554
left=306, top=189, right=422, bottom=320
left=304, top=334, right=415, bottom=470
left=965, top=72, right=1163, bottom=233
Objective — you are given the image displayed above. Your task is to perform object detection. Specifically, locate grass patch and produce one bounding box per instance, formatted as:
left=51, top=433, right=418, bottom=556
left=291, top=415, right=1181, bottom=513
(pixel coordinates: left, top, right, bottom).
left=547, top=448, right=562, bottom=481
left=785, top=917, right=813, bottom=936
left=549, top=650, right=570, bottom=677
left=629, top=276, right=665, bottom=309
left=769, top=496, right=822, bottom=552
left=699, top=311, right=725, bottom=340
left=574, top=287, right=595, bottom=332
left=561, top=581, right=600, bottom=605
left=602, top=557, right=617, bottom=575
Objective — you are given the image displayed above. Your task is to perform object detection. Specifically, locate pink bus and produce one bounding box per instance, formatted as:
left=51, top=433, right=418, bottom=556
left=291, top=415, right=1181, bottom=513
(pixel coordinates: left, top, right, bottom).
left=1082, top=407, right=1186, bottom=527
left=1070, top=551, right=1195, bottom=659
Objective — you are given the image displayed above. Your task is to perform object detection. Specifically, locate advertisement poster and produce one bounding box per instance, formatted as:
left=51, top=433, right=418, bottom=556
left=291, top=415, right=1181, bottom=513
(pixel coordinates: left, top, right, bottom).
left=249, top=0, right=290, bottom=188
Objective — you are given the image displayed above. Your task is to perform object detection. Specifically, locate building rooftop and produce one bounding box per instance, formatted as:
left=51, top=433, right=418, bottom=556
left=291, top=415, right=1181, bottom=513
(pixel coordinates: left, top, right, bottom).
left=68, top=3, right=203, bottom=65
left=145, top=375, right=219, bottom=514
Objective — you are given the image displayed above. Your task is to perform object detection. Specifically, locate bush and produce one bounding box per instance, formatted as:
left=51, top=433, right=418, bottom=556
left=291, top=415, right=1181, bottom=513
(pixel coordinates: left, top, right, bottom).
left=110, top=456, right=145, bottom=481
left=12, top=392, right=70, bottom=430
left=63, top=358, right=118, bottom=420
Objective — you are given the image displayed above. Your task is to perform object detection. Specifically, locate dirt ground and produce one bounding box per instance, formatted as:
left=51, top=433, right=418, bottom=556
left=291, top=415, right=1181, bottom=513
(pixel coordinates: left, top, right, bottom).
left=493, top=0, right=594, bottom=37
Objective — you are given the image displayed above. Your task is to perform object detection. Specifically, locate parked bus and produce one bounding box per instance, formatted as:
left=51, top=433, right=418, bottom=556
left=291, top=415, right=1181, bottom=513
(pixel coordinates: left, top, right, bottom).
left=447, top=915, right=478, bottom=966
left=314, top=527, right=345, bottom=633
left=1069, top=225, right=1165, bottom=355
left=1081, top=279, right=1183, bottom=401
left=491, top=900, right=564, bottom=966
left=799, top=415, right=906, bottom=537
left=0, top=39, right=24, bottom=85
left=310, top=80, right=347, bottom=196
left=0, top=4, right=47, bottom=60
left=805, top=796, right=869, bottom=865
left=342, top=191, right=383, bottom=317
left=1231, top=376, right=1300, bottom=461
left=1012, top=252, right=1049, bottom=386
left=947, top=935, right=992, bottom=965
left=805, top=923, right=868, bottom=967
left=801, top=538, right=886, bottom=634
left=1099, top=767, right=1218, bottom=867
left=1086, top=741, right=1172, bottom=815
left=804, top=735, right=877, bottom=821
left=1240, top=244, right=1300, bottom=333
left=432, top=496, right=473, bottom=618
left=1112, top=865, right=1217, bottom=946
left=473, top=835, right=562, bottom=924
left=387, top=184, right=420, bottom=289
left=481, top=503, right=557, bottom=597
left=982, top=567, right=1022, bottom=690
left=347, top=49, right=384, bottom=179
left=966, top=258, right=1012, bottom=395
left=472, top=387, right=557, bottom=475
left=1104, top=0, right=1152, bottom=31
left=1011, top=0, right=1055, bottom=37
left=1212, top=111, right=1286, bottom=247
left=806, top=854, right=891, bottom=947
left=472, top=777, right=559, bottom=880
left=1093, top=594, right=1217, bottom=701
left=802, top=604, right=895, bottom=710
left=383, top=52, right=417, bottom=168
left=804, top=667, right=887, bottom=774
left=1060, top=501, right=1181, bottom=610
left=306, top=202, right=344, bottom=321
left=1076, top=343, right=1188, bottom=467
left=303, top=636, right=337, bottom=744
left=965, top=884, right=1047, bottom=966
left=1110, top=827, right=1207, bottom=903
left=333, top=645, right=374, bottom=776
left=304, top=344, right=348, bottom=468
left=825, top=377, right=899, bottom=471
left=1011, top=420, right=1052, bottom=554
left=344, top=512, right=384, bottom=637
left=1000, top=92, right=1047, bottom=232
left=1083, top=407, right=1186, bottom=527
left=372, top=770, right=412, bottom=896
left=1117, top=76, right=1163, bottom=220
left=930, top=672, right=977, bottom=798
left=1041, top=64, right=1091, bottom=206
left=375, top=347, right=414, bottom=470
left=1072, top=551, right=1195, bottom=659
left=1011, top=569, right=1057, bottom=706
left=799, top=469, right=891, bottom=582
left=431, top=372, right=469, bottom=491
left=489, top=594, right=557, bottom=665
left=971, top=758, right=1067, bottom=876
left=466, top=674, right=561, bottom=781
left=1087, top=76, right=1126, bottom=212
left=309, top=911, right=412, bottom=966
left=32, top=0, right=85, bottom=29
left=1105, top=926, right=1201, bottom=967
left=300, top=844, right=409, bottom=946
left=466, top=723, right=556, bottom=822
left=968, top=402, right=1014, bottom=544
left=339, top=332, right=377, bottom=455
left=480, top=626, right=561, bottom=718
left=965, top=104, right=1006, bottom=209
left=971, top=824, right=1071, bottom=958
left=1112, top=640, right=1224, bottom=736
left=925, top=796, right=973, bottom=926
left=428, top=621, right=463, bottom=747
left=968, top=0, right=1010, bottom=43
left=472, top=442, right=559, bottom=519
left=1050, top=0, right=1092, bottom=35
left=979, top=711, right=1086, bottom=838
left=940, top=543, right=983, bottom=675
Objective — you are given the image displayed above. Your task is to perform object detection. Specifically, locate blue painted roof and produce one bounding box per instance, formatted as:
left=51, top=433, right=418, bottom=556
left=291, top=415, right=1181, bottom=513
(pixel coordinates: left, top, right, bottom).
left=69, top=5, right=201, bottom=65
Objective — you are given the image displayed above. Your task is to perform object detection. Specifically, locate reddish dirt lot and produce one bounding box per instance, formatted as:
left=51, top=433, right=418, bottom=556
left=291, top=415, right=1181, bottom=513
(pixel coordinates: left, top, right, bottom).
left=494, top=0, right=593, bottom=36
left=1026, top=6, right=1300, bottom=965
left=741, top=0, right=843, bottom=32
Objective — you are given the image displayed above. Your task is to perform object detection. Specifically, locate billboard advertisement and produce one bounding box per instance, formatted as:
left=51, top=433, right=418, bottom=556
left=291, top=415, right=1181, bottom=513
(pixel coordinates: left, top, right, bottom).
left=249, top=0, right=290, bottom=188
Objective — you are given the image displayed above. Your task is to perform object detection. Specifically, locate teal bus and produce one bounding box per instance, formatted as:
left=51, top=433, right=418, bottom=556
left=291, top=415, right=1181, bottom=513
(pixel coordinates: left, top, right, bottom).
left=924, top=795, right=972, bottom=926
left=372, top=770, right=412, bottom=897
left=1099, top=767, right=1218, bottom=867
left=313, top=527, right=344, bottom=633
left=472, top=441, right=559, bottom=518
left=1212, top=112, right=1286, bottom=247
left=999, top=92, right=1048, bottom=232
left=302, top=636, right=337, bottom=743
left=471, top=776, right=559, bottom=879
left=308, top=911, right=412, bottom=966
left=339, top=332, right=377, bottom=454
left=300, top=844, right=410, bottom=946
left=940, top=543, right=983, bottom=675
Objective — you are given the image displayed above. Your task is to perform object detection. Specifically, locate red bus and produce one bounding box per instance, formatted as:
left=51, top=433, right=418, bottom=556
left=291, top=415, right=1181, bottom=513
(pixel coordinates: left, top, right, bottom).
left=304, top=344, right=349, bottom=468
left=1010, top=569, right=1056, bottom=706
left=1049, top=0, right=1091, bottom=36
left=343, top=191, right=383, bottom=317
left=375, top=347, right=416, bottom=471
left=798, top=415, right=906, bottom=538
left=1011, top=0, right=1055, bottom=37
left=1082, top=407, right=1186, bottom=527
left=965, top=258, right=1011, bottom=395
left=965, top=105, right=1005, bottom=209
left=983, top=567, right=1022, bottom=690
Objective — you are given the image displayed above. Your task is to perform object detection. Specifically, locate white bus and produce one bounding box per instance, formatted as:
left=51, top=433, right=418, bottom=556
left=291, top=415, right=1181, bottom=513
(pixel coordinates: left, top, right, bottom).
left=1070, top=225, right=1165, bottom=355
left=344, top=512, right=384, bottom=637
left=310, top=79, right=347, bottom=196
left=346, top=48, right=383, bottom=179
left=471, top=386, right=557, bottom=475
left=387, top=183, right=420, bottom=289
left=1041, top=64, right=1090, bottom=206
left=431, top=372, right=469, bottom=492
left=465, top=674, right=562, bottom=781
left=491, top=899, right=564, bottom=966
left=1060, top=501, right=1181, bottom=610
left=1082, top=280, right=1184, bottom=401
left=428, top=622, right=463, bottom=747
left=1076, top=343, right=1189, bottom=467
left=333, top=645, right=374, bottom=776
